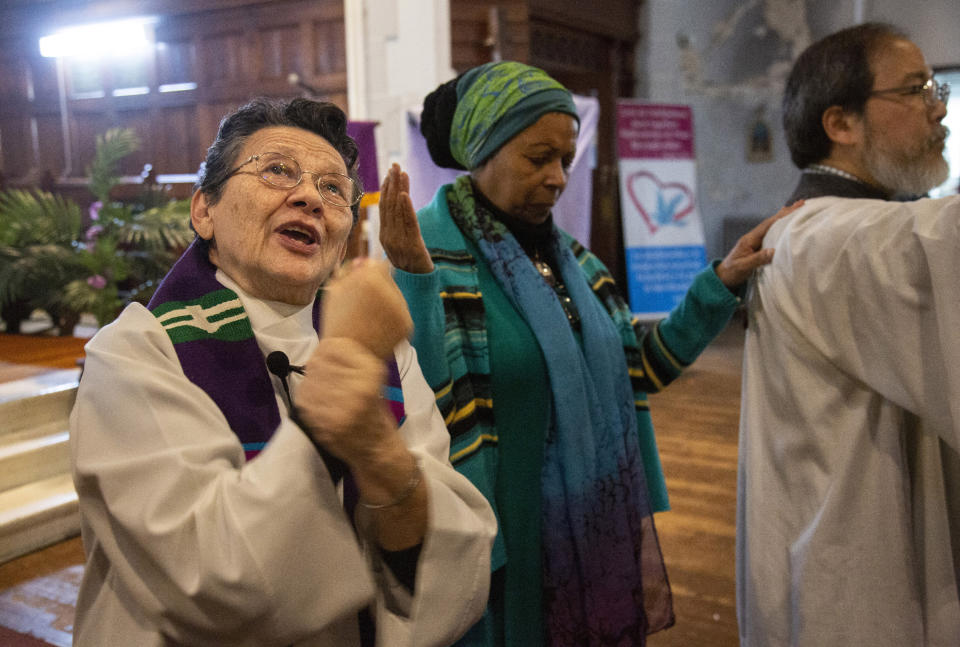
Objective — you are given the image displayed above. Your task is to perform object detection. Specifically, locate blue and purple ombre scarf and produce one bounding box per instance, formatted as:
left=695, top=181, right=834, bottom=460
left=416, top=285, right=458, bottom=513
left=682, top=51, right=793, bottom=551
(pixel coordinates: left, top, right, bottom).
left=147, top=240, right=404, bottom=461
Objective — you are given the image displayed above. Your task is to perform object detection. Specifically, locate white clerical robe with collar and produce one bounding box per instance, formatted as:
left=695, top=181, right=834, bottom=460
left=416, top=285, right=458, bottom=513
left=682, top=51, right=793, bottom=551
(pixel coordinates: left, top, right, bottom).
left=69, top=273, right=497, bottom=647
left=738, top=195, right=960, bottom=646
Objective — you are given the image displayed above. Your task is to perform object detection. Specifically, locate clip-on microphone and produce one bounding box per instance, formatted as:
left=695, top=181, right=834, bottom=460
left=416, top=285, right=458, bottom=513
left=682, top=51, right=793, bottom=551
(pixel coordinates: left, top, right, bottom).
left=266, top=351, right=304, bottom=404
left=266, top=350, right=345, bottom=482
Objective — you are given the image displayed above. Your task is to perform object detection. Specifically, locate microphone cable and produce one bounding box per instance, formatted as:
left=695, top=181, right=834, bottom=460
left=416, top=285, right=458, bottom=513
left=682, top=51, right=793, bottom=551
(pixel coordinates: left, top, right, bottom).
left=266, top=350, right=345, bottom=482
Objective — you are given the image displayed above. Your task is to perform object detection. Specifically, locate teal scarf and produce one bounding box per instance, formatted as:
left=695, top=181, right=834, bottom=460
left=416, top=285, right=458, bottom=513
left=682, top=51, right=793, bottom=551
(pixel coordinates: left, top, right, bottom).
left=446, top=176, right=667, bottom=645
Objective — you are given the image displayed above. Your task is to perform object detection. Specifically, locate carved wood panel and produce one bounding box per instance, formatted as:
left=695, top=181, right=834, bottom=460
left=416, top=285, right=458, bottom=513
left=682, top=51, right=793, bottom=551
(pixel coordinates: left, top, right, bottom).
left=528, top=13, right=638, bottom=284
left=449, top=0, right=530, bottom=72
left=0, top=0, right=347, bottom=198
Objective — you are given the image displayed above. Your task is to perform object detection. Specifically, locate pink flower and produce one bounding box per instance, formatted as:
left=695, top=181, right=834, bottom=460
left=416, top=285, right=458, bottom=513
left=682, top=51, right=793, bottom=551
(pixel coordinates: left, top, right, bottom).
left=87, top=275, right=107, bottom=290
left=85, top=224, right=103, bottom=241
left=89, top=201, right=103, bottom=221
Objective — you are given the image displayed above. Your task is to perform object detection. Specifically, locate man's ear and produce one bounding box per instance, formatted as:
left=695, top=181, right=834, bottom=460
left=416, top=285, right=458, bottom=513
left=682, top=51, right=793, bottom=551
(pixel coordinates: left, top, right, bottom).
left=821, top=105, right=863, bottom=147
left=190, top=190, right=214, bottom=241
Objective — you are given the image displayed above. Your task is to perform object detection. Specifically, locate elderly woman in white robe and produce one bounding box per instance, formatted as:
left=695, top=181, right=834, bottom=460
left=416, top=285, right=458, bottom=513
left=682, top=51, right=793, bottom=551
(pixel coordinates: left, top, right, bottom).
left=69, top=97, right=496, bottom=647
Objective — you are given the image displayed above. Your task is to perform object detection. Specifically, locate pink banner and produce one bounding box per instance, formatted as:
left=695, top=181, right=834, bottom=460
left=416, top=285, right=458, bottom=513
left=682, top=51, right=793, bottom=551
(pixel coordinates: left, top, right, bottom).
left=617, top=103, right=694, bottom=160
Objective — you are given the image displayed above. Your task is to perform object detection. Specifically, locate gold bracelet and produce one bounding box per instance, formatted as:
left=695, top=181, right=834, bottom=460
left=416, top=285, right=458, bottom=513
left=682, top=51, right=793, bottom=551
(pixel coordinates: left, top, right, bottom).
left=358, top=458, right=422, bottom=510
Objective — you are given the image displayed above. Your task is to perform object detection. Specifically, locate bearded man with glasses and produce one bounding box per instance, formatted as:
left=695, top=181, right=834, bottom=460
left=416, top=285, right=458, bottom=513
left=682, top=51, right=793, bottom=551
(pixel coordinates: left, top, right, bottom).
left=736, top=23, right=960, bottom=647
left=782, top=22, right=949, bottom=202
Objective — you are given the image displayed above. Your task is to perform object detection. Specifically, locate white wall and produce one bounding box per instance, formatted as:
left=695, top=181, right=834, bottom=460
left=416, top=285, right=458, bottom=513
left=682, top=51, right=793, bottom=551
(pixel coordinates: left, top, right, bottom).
left=347, top=0, right=454, bottom=188
left=870, top=1, right=960, bottom=67
left=346, top=0, right=454, bottom=255
left=640, top=0, right=960, bottom=258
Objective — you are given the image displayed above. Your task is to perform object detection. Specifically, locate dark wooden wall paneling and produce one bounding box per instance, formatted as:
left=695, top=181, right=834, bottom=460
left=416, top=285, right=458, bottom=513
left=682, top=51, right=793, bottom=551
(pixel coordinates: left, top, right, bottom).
left=450, top=1, right=530, bottom=71
left=1, top=0, right=641, bottom=274
left=0, top=0, right=347, bottom=200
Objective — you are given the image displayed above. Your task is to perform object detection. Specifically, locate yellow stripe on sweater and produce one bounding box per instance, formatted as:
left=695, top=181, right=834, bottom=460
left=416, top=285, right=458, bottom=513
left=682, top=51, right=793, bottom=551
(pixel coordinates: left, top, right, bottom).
left=450, top=433, right=499, bottom=463
left=439, top=290, right=482, bottom=299
left=434, top=381, right=453, bottom=401
left=591, top=276, right=616, bottom=291
left=443, top=397, right=493, bottom=426
left=652, top=325, right=683, bottom=372
left=640, top=352, right=664, bottom=391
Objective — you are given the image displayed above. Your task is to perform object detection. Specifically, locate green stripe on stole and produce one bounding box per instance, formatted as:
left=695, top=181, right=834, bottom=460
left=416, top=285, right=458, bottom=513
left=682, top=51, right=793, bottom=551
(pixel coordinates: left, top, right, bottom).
left=152, top=288, right=253, bottom=344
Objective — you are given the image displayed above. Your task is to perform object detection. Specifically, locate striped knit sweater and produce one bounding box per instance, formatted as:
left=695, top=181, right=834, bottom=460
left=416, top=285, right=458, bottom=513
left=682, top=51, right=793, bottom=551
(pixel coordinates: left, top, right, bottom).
left=395, top=185, right=741, bottom=565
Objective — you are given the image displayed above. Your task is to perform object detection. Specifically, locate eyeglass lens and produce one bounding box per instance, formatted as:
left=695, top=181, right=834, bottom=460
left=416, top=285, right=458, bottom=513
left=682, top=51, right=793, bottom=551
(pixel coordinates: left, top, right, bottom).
left=256, top=153, right=357, bottom=206
left=931, top=80, right=951, bottom=105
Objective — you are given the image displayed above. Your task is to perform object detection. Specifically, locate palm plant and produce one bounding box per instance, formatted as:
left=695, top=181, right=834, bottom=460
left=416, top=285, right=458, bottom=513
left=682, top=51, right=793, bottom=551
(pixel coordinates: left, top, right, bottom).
left=0, top=128, right=193, bottom=335
left=0, top=190, right=86, bottom=333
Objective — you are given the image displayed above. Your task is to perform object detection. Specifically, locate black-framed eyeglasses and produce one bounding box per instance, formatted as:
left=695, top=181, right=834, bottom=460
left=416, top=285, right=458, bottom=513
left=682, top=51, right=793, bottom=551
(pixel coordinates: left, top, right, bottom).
left=226, top=152, right=363, bottom=208
left=869, top=78, right=951, bottom=107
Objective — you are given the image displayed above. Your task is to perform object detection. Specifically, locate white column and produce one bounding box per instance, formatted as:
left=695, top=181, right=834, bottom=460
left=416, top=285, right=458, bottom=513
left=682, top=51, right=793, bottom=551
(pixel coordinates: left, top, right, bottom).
left=351, top=0, right=453, bottom=256
left=344, top=0, right=368, bottom=119
left=853, top=0, right=867, bottom=23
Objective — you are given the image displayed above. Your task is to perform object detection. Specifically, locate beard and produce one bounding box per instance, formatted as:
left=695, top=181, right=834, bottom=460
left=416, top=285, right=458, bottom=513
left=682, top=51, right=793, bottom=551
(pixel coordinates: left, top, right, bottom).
left=863, top=123, right=950, bottom=195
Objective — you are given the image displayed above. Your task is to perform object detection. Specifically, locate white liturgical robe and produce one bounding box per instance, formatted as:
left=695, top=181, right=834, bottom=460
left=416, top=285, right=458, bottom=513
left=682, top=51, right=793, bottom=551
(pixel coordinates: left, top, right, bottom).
left=738, top=195, right=960, bottom=646
left=69, top=272, right=497, bottom=646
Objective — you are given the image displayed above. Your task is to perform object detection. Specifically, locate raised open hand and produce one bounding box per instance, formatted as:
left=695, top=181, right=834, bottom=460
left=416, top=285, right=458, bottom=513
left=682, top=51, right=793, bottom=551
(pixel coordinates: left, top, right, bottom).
left=378, top=163, right=434, bottom=274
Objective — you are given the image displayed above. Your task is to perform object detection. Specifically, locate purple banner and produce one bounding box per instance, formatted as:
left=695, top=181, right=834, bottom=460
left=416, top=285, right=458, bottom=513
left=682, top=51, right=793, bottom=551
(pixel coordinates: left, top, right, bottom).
left=346, top=121, right=379, bottom=193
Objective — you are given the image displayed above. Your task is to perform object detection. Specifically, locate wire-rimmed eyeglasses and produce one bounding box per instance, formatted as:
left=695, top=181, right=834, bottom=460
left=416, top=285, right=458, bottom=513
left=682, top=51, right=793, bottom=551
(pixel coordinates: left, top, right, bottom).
left=869, top=78, right=951, bottom=108
left=226, top=152, right=363, bottom=208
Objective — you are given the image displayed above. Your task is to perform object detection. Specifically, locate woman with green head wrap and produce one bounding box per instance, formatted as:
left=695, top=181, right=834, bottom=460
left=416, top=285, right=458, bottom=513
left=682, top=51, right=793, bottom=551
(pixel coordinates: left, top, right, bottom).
left=379, top=61, right=790, bottom=646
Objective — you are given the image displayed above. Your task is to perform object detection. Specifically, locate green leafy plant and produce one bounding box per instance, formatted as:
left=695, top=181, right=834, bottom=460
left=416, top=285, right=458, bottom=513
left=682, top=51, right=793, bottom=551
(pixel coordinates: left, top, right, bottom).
left=0, top=128, right=193, bottom=335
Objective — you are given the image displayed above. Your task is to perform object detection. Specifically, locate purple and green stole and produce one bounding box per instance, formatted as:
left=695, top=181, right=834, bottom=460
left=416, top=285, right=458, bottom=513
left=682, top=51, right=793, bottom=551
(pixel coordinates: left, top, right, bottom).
left=147, top=240, right=405, bottom=461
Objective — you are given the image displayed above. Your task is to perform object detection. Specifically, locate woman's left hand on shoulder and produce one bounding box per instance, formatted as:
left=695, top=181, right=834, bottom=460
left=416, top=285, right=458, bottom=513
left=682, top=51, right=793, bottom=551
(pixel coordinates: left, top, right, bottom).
left=715, top=200, right=804, bottom=288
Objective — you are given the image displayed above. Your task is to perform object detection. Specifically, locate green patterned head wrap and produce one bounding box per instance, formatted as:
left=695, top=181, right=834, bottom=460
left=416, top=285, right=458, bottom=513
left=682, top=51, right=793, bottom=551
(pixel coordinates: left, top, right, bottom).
left=449, top=61, right=579, bottom=170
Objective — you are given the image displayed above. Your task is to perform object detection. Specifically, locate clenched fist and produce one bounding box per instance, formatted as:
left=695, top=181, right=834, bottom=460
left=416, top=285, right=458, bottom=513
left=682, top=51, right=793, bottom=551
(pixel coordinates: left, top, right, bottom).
left=321, top=257, right=413, bottom=358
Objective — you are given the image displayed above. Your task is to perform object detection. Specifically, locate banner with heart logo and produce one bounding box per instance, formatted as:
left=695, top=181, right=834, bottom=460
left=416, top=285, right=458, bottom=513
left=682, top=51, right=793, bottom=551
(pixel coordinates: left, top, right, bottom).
left=617, top=101, right=707, bottom=318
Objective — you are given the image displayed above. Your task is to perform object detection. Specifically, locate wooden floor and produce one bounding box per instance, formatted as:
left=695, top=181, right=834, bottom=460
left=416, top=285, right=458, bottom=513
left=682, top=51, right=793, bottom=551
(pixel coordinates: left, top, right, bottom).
left=648, top=321, right=744, bottom=647
left=0, top=325, right=747, bottom=646
left=0, top=333, right=89, bottom=647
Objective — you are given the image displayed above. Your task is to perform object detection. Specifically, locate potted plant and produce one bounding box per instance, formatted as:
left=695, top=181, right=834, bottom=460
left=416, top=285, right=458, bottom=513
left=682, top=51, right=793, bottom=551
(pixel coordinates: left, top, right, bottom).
left=0, top=189, right=85, bottom=333
left=0, top=128, right=193, bottom=335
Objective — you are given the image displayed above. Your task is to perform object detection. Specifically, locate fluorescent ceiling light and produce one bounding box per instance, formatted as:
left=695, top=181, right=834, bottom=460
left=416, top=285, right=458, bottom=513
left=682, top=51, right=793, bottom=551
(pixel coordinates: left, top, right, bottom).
left=72, top=90, right=106, bottom=100
left=39, top=17, right=157, bottom=59
left=112, top=86, right=150, bottom=97
left=159, top=82, right=198, bottom=93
